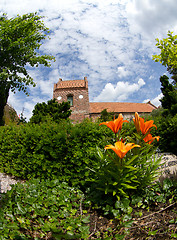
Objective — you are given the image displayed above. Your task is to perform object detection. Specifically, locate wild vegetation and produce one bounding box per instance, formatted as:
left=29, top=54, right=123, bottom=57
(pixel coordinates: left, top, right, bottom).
left=0, top=15, right=177, bottom=239
left=0, top=110, right=177, bottom=239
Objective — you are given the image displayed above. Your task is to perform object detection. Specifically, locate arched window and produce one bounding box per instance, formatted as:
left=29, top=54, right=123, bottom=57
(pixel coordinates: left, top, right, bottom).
left=67, top=95, right=73, bottom=106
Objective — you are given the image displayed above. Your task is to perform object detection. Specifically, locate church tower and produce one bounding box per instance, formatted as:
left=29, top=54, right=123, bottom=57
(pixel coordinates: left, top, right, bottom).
left=53, top=77, right=90, bottom=122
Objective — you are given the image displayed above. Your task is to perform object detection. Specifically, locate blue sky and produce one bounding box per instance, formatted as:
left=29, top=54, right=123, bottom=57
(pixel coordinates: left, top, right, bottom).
left=1, top=0, right=177, bottom=120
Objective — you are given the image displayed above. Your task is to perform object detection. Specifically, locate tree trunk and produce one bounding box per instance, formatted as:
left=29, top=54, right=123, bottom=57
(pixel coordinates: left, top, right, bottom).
left=0, top=81, right=10, bottom=126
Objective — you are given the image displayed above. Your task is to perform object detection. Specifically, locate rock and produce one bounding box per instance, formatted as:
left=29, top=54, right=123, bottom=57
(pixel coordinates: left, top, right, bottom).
left=155, top=153, right=177, bottom=182
left=0, top=172, right=25, bottom=193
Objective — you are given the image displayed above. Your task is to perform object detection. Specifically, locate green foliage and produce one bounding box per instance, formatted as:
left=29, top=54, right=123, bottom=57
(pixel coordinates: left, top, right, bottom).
left=146, top=108, right=177, bottom=155
left=30, top=99, right=71, bottom=124
left=0, top=12, right=54, bottom=125
left=132, top=178, right=177, bottom=208
left=99, top=109, right=115, bottom=122
left=17, top=112, right=27, bottom=125
left=159, top=75, right=177, bottom=116
left=88, top=117, right=161, bottom=211
left=156, top=114, right=177, bottom=155
left=0, top=121, right=68, bottom=180
left=152, top=31, right=177, bottom=79
left=90, top=147, right=140, bottom=200
left=0, top=115, right=177, bottom=238
left=0, top=179, right=90, bottom=239
left=0, top=12, right=54, bottom=92
left=147, top=73, right=177, bottom=154
left=0, top=119, right=112, bottom=188
left=62, top=119, right=113, bottom=188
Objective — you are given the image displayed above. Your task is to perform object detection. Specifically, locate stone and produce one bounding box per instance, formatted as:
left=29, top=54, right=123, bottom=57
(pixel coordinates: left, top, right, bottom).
left=155, top=153, right=177, bottom=182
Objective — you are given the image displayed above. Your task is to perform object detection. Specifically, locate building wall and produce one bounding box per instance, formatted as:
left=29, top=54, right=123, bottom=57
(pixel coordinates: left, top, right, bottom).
left=53, top=80, right=90, bottom=122
left=90, top=112, right=149, bottom=121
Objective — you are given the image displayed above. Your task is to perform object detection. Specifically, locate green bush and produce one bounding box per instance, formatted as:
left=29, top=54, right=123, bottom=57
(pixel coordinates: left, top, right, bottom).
left=157, top=114, right=177, bottom=155
left=0, top=121, right=68, bottom=180
left=148, top=109, right=177, bottom=155
left=0, top=179, right=90, bottom=239
left=0, top=119, right=112, bottom=188
left=62, top=119, right=113, bottom=188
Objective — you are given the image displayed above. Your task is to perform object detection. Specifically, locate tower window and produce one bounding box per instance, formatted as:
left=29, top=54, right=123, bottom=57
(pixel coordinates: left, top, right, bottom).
left=67, top=95, right=73, bottom=106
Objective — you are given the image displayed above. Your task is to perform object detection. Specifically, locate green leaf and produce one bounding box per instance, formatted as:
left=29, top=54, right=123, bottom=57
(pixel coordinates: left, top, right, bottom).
left=171, top=233, right=177, bottom=238
left=124, top=165, right=137, bottom=171
left=6, top=223, right=19, bottom=230
left=121, top=183, right=137, bottom=189
left=17, top=202, right=27, bottom=214
left=113, top=191, right=117, bottom=196
left=114, top=234, right=125, bottom=240
left=126, top=155, right=138, bottom=165
left=53, top=232, right=81, bottom=240
left=81, top=215, right=90, bottom=224
left=97, top=146, right=104, bottom=160
left=148, top=229, right=158, bottom=236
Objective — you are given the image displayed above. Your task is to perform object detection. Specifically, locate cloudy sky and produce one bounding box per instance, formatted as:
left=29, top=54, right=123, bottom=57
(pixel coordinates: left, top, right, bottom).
left=1, top=0, right=177, bottom=120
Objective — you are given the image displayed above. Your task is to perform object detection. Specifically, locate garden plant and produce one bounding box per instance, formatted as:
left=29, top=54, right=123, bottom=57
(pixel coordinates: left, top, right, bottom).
left=0, top=113, right=177, bottom=239
left=88, top=113, right=161, bottom=211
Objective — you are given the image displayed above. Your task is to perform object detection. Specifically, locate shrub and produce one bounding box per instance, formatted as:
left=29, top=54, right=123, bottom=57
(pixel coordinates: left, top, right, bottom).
left=0, top=119, right=112, bottom=188
left=0, top=179, right=90, bottom=239
left=63, top=119, right=113, bottom=188
left=148, top=109, right=177, bottom=155
left=157, top=114, right=177, bottom=155
left=0, top=121, right=69, bottom=180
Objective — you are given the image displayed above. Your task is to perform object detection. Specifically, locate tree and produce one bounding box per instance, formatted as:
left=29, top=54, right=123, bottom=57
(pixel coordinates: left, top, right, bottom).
left=0, top=13, right=55, bottom=125
left=152, top=32, right=177, bottom=116
left=99, top=109, right=115, bottom=122
left=160, top=75, right=175, bottom=108
left=159, top=75, right=177, bottom=116
left=152, top=31, right=177, bottom=84
left=29, top=99, right=71, bottom=124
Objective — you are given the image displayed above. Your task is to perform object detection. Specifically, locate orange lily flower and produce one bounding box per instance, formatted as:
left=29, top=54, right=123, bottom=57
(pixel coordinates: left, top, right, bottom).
left=143, top=134, right=160, bottom=145
left=99, top=114, right=129, bottom=134
left=133, top=112, right=157, bottom=135
left=105, top=141, right=140, bottom=159
left=133, top=112, right=141, bottom=132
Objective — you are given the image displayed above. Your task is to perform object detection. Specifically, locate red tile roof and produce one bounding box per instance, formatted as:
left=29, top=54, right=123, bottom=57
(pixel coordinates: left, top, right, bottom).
left=56, top=79, right=86, bottom=89
left=90, top=102, right=157, bottom=114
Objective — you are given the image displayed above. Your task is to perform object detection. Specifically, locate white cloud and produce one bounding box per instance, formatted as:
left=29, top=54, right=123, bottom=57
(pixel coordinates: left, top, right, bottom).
left=2, top=0, right=177, bottom=119
left=94, top=78, right=145, bottom=102
left=143, top=93, right=163, bottom=107
left=126, top=0, right=177, bottom=37
left=8, top=92, right=23, bottom=116
left=117, top=66, right=131, bottom=78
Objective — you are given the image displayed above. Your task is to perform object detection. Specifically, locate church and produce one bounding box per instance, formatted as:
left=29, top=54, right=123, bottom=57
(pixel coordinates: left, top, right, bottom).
left=53, top=77, right=157, bottom=122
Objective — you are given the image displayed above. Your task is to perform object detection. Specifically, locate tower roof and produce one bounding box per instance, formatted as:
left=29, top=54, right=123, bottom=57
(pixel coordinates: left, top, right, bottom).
left=54, top=77, right=88, bottom=90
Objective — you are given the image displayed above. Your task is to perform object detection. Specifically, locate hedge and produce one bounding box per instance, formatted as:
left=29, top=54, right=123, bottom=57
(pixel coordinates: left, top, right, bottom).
left=0, top=119, right=112, bottom=188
